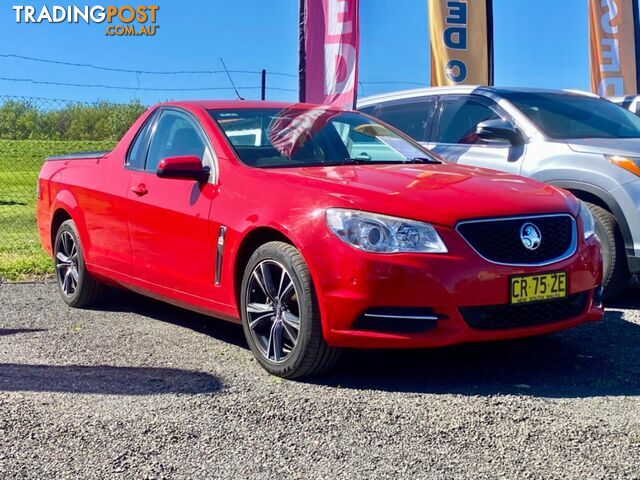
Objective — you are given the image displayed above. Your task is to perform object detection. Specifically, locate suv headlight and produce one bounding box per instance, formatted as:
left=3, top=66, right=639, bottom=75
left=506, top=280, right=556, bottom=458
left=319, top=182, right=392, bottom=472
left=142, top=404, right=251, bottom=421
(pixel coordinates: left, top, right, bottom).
left=325, top=208, right=447, bottom=253
left=606, top=154, right=640, bottom=177
left=578, top=202, right=596, bottom=240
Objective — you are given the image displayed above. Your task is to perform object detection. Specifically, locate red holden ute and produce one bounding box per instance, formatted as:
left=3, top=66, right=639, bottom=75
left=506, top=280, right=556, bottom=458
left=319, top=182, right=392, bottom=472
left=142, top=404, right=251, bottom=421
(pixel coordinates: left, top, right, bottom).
left=37, top=101, right=604, bottom=378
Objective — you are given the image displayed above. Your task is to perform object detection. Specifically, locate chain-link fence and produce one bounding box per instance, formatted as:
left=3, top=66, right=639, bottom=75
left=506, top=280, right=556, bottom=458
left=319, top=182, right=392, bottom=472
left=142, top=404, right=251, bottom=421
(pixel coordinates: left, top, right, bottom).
left=0, top=96, right=140, bottom=279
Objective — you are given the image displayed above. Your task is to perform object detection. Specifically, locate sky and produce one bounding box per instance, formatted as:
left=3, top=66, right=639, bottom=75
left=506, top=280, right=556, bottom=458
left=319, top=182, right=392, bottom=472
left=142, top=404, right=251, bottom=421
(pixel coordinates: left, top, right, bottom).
left=0, top=0, right=595, bottom=105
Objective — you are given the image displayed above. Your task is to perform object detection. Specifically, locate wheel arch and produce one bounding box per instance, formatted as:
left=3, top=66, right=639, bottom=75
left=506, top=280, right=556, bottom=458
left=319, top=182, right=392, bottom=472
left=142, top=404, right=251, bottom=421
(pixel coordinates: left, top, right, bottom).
left=547, top=180, right=634, bottom=256
left=49, top=190, right=92, bottom=261
left=233, top=226, right=295, bottom=316
left=50, top=208, right=72, bottom=252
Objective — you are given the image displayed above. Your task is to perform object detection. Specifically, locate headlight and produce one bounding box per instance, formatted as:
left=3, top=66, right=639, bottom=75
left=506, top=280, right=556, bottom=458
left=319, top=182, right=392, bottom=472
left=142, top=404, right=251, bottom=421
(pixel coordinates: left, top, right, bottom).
left=325, top=208, right=447, bottom=253
left=578, top=202, right=596, bottom=240
left=606, top=154, right=640, bottom=176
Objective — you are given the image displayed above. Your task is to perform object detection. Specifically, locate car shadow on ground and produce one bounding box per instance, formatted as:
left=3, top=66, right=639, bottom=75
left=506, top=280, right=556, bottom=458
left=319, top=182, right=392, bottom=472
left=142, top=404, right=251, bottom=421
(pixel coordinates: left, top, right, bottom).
left=0, top=363, right=221, bottom=395
left=313, top=296, right=640, bottom=398
left=0, top=328, right=47, bottom=337
left=97, top=288, right=248, bottom=349
left=97, top=288, right=640, bottom=398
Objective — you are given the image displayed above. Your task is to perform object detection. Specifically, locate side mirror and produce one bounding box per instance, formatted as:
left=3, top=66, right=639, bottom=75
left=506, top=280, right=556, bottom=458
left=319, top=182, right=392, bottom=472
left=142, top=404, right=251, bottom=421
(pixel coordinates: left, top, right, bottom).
left=157, top=155, right=210, bottom=182
left=476, top=119, right=523, bottom=145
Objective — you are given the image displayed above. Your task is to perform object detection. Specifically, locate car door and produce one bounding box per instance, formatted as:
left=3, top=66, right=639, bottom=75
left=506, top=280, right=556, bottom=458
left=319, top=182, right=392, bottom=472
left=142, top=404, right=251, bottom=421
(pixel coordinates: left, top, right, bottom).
left=428, top=94, right=525, bottom=174
left=126, top=107, right=220, bottom=300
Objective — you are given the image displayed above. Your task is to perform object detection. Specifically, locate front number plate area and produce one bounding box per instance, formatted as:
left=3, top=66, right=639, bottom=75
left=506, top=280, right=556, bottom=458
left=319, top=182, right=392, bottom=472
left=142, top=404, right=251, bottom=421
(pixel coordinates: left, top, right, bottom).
left=510, top=272, right=568, bottom=304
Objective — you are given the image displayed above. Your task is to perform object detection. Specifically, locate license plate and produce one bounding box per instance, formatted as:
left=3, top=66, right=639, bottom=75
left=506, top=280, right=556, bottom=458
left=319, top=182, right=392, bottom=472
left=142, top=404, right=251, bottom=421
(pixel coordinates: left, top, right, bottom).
left=510, top=272, right=567, bottom=304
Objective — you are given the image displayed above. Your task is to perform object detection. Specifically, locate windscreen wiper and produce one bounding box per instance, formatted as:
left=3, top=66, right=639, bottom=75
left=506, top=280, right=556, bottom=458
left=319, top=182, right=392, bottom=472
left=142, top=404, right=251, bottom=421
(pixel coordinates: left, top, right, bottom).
left=337, top=157, right=441, bottom=166
left=342, top=157, right=373, bottom=165
left=407, top=156, right=442, bottom=164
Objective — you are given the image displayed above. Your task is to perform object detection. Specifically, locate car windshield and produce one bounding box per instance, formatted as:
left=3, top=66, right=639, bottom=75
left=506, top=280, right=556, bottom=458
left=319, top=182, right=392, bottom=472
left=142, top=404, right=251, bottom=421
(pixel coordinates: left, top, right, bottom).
left=501, top=91, right=640, bottom=139
left=209, top=107, right=435, bottom=168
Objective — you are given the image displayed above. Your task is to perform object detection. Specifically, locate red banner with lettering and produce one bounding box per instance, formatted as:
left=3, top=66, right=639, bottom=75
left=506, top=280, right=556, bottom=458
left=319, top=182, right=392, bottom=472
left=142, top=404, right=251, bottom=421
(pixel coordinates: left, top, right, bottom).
left=298, top=0, right=360, bottom=108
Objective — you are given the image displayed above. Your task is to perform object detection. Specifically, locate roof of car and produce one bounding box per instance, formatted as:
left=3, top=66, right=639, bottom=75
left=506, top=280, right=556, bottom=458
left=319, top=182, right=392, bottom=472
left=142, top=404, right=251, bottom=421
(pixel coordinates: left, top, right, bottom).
left=357, top=86, right=597, bottom=107
left=152, top=100, right=351, bottom=111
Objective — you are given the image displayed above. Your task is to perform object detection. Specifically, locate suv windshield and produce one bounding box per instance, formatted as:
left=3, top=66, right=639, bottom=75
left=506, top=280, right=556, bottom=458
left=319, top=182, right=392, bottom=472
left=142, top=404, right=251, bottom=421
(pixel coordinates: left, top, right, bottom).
left=209, top=107, right=434, bottom=168
left=501, top=91, right=640, bottom=139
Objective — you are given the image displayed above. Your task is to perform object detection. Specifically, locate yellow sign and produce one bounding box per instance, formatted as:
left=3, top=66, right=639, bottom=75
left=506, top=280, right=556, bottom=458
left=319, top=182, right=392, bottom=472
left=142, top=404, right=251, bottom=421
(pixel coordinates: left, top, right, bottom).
left=589, top=0, right=639, bottom=96
left=429, top=0, right=493, bottom=86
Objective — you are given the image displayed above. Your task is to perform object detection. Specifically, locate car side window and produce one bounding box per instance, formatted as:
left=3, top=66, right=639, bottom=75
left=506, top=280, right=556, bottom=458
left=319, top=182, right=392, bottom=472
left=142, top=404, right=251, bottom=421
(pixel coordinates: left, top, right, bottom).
left=376, top=99, right=437, bottom=142
left=145, top=110, right=211, bottom=173
left=126, top=111, right=158, bottom=169
left=435, top=95, right=502, bottom=145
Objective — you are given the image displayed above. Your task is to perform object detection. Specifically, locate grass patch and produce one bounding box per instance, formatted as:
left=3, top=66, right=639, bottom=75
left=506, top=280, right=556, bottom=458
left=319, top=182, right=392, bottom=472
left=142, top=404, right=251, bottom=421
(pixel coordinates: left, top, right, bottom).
left=0, top=140, right=116, bottom=281
left=0, top=249, right=52, bottom=281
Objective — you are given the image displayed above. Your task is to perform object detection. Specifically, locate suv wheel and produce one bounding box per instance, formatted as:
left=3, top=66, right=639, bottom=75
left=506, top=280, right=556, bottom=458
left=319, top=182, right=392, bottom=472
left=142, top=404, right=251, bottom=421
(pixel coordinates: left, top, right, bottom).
left=585, top=203, right=630, bottom=301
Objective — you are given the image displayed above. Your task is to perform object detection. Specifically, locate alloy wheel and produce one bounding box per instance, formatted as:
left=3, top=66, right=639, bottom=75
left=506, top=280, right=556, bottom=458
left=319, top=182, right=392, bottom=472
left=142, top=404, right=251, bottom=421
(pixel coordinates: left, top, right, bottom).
left=245, top=260, right=301, bottom=363
left=55, top=231, right=79, bottom=297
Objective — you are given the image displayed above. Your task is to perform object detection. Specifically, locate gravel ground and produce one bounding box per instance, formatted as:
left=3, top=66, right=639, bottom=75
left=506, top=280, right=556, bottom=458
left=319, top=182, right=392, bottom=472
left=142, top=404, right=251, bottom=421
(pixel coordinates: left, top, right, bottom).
left=1, top=282, right=639, bottom=479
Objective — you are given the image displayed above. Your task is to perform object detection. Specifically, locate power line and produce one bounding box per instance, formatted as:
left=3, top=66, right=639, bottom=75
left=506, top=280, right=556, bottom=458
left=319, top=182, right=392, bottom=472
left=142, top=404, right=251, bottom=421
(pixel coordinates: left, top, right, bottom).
left=0, top=76, right=275, bottom=92
left=360, top=81, right=427, bottom=86
left=0, top=75, right=420, bottom=95
left=0, top=53, right=297, bottom=78
left=0, top=53, right=422, bottom=84
left=0, top=52, right=427, bottom=97
left=265, top=86, right=298, bottom=92
left=0, top=76, right=297, bottom=92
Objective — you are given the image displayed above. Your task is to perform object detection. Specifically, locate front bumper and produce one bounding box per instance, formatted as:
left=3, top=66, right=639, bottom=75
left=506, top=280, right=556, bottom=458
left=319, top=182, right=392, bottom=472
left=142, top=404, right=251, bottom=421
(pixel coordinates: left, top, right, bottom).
left=611, top=180, right=640, bottom=272
left=304, top=226, right=604, bottom=349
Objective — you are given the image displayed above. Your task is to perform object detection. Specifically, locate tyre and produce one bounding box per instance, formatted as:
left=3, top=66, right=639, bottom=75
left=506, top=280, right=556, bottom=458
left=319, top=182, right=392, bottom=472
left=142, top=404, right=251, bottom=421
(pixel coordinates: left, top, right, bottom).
left=53, top=219, right=104, bottom=308
left=240, top=241, right=341, bottom=378
left=585, top=202, right=630, bottom=301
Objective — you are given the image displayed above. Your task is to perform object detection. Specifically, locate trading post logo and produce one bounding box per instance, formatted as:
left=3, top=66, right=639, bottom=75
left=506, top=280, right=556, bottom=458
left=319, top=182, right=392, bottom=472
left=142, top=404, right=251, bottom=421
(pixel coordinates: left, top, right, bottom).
left=12, top=4, right=160, bottom=37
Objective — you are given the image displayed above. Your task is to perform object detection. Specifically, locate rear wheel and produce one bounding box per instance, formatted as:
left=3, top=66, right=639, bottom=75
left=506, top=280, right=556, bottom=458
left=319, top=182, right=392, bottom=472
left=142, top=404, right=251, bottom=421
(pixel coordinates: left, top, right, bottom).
left=585, top=203, right=630, bottom=301
left=240, top=241, right=341, bottom=379
left=53, top=220, right=103, bottom=308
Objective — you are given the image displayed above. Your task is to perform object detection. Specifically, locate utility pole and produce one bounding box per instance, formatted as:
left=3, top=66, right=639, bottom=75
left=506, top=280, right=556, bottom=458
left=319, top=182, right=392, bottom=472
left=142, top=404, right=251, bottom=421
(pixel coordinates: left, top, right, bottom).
left=261, top=69, right=266, bottom=101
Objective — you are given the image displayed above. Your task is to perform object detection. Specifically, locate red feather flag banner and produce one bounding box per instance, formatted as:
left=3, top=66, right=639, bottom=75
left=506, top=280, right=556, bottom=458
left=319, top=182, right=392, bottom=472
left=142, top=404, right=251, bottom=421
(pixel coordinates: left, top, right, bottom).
left=589, top=0, right=640, bottom=96
left=298, top=0, right=360, bottom=108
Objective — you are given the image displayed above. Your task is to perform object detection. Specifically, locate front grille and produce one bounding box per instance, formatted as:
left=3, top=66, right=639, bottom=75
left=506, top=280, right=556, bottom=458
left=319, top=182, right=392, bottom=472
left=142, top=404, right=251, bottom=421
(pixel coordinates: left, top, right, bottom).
left=460, top=292, right=589, bottom=330
left=456, top=214, right=576, bottom=265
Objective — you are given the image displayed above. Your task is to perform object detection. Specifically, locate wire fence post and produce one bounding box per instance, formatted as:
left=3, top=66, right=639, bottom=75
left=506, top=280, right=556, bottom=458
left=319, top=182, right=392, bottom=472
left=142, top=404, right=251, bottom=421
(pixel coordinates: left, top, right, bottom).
left=261, top=69, right=266, bottom=101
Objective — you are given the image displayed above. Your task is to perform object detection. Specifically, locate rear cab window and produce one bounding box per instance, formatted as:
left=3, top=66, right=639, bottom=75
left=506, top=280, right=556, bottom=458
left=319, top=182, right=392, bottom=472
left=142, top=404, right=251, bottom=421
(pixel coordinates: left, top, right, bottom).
left=126, top=111, right=158, bottom=170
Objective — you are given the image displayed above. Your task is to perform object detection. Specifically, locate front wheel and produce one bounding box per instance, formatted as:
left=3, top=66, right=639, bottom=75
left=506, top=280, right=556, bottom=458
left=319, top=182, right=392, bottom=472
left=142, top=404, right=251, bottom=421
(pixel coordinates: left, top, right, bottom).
left=240, top=241, right=341, bottom=379
left=585, top=203, right=630, bottom=301
left=53, top=220, right=104, bottom=308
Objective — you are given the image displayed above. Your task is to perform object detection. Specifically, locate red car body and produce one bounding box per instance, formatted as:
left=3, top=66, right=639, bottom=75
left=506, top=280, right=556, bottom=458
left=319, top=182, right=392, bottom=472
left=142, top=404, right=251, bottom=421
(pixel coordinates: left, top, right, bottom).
left=37, top=100, right=603, bottom=351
